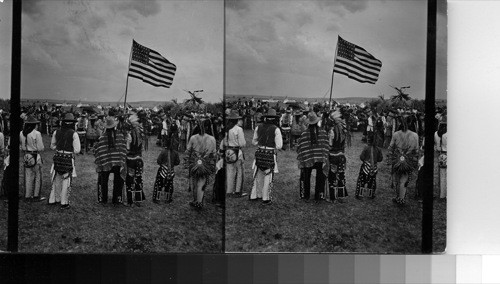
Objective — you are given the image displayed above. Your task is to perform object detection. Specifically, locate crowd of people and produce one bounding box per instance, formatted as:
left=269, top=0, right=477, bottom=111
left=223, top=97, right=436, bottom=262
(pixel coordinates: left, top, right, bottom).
left=223, top=98, right=447, bottom=207
left=0, top=98, right=448, bottom=210
left=2, top=102, right=225, bottom=211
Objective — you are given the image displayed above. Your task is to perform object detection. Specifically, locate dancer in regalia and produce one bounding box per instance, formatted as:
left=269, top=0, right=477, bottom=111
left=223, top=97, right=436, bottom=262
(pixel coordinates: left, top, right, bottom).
left=49, top=113, right=81, bottom=209
left=388, top=116, right=419, bottom=206
left=152, top=136, right=180, bottom=203
left=327, top=109, right=348, bottom=203
left=185, top=117, right=217, bottom=210
left=249, top=109, right=283, bottom=204
left=125, top=113, right=146, bottom=206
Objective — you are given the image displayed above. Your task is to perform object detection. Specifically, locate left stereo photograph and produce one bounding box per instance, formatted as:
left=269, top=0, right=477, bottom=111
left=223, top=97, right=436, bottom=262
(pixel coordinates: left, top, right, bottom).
left=0, top=0, right=225, bottom=253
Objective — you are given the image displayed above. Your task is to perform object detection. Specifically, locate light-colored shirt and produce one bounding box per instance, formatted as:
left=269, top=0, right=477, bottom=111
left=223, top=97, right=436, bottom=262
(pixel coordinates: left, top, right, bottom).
left=227, top=125, right=246, bottom=148
left=20, top=130, right=44, bottom=152
left=434, top=131, right=447, bottom=152
left=20, top=130, right=44, bottom=164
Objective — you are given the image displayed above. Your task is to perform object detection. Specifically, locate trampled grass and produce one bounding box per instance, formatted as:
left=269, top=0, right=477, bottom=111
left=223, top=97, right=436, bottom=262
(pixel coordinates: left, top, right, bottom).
left=225, top=130, right=446, bottom=253
left=0, top=134, right=223, bottom=253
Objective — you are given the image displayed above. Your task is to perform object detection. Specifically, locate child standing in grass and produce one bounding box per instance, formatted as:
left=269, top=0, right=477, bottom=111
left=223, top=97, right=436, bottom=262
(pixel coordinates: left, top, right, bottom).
left=355, top=134, right=383, bottom=199
left=152, top=137, right=180, bottom=203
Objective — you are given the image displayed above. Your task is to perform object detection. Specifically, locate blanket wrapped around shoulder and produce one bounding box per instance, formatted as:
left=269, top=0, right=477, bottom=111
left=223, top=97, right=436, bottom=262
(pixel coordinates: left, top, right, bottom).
left=388, top=148, right=418, bottom=175
left=186, top=151, right=216, bottom=178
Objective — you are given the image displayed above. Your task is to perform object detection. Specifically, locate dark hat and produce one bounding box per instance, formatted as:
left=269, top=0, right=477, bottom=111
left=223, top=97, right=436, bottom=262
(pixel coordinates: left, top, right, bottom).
left=62, top=113, right=77, bottom=122
left=305, top=112, right=321, bottom=125
left=24, top=115, right=40, bottom=124
left=89, top=114, right=98, bottom=120
left=104, top=117, right=118, bottom=129
left=264, top=109, right=279, bottom=117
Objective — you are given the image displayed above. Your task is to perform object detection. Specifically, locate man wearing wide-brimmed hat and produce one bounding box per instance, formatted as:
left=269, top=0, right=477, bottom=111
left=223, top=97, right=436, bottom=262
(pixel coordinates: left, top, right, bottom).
left=94, top=116, right=127, bottom=206
left=223, top=111, right=247, bottom=198
left=20, top=115, right=46, bottom=202
left=49, top=113, right=81, bottom=209
left=249, top=108, right=283, bottom=204
left=297, top=112, right=329, bottom=203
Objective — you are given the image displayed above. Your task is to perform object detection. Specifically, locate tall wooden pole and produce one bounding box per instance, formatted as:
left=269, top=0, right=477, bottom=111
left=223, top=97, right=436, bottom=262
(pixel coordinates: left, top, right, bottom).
left=8, top=0, right=22, bottom=252
left=328, top=37, right=339, bottom=110
left=422, top=0, right=437, bottom=253
left=123, top=40, right=134, bottom=111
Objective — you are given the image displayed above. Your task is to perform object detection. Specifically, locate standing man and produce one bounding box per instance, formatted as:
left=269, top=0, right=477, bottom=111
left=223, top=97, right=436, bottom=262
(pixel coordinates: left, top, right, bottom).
left=223, top=111, right=247, bottom=197
left=249, top=109, right=283, bottom=204
left=327, top=109, right=348, bottom=203
left=125, top=114, right=146, bottom=206
left=49, top=113, right=81, bottom=209
left=186, top=118, right=217, bottom=210
left=388, top=116, right=419, bottom=206
left=76, top=113, right=88, bottom=155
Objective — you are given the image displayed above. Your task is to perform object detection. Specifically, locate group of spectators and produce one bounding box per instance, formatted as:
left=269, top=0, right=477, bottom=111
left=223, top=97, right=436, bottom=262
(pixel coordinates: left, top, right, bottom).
left=3, top=101, right=225, bottom=211
left=222, top=98, right=447, bottom=207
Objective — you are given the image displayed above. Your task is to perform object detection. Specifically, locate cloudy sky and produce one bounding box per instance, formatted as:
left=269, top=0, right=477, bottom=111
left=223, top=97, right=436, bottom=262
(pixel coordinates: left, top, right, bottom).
left=0, top=0, right=223, bottom=103
left=226, top=0, right=447, bottom=101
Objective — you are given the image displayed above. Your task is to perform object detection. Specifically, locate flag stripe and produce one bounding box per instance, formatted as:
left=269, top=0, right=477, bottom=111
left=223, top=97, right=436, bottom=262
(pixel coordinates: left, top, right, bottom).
left=128, top=69, right=173, bottom=87
left=333, top=36, right=382, bottom=84
left=334, top=62, right=379, bottom=81
left=150, top=51, right=176, bottom=70
left=355, top=48, right=382, bottom=66
left=335, top=58, right=381, bottom=78
left=128, top=40, right=176, bottom=88
left=129, top=60, right=176, bottom=78
left=128, top=69, right=173, bottom=86
left=333, top=69, right=377, bottom=84
left=129, top=73, right=172, bottom=88
left=334, top=64, right=378, bottom=82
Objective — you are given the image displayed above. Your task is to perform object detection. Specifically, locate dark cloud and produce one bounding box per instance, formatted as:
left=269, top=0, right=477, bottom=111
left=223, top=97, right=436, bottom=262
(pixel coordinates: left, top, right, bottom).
left=226, top=0, right=250, bottom=12
left=112, top=0, right=161, bottom=18
left=317, top=0, right=369, bottom=14
left=22, top=0, right=45, bottom=17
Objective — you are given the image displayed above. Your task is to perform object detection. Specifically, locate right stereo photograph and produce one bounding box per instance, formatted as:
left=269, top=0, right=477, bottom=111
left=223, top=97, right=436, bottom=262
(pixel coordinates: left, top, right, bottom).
left=223, top=0, right=447, bottom=253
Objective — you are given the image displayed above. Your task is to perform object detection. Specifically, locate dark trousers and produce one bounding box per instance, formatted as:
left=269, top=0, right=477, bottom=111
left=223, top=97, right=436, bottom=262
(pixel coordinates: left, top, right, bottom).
left=98, top=166, right=124, bottom=204
left=300, top=162, right=326, bottom=200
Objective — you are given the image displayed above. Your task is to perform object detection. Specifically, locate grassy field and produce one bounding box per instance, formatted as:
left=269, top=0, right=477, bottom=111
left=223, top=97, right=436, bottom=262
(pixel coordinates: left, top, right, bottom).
left=225, top=130, right=446, bottom=253
left=0, top=134, right=223, bottom=253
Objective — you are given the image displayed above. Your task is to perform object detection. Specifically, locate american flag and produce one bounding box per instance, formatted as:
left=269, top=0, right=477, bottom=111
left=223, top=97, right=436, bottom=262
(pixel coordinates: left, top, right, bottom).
left=128, top=40, right=176, bottom=88
left=333, top=36, right=382, bottom=84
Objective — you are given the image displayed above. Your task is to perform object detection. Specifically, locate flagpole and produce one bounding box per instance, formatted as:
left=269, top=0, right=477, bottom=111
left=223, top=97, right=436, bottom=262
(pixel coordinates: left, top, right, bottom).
left=329, top=37, right=340, bottom=110
left=124, top=40, right=134, bottom=112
